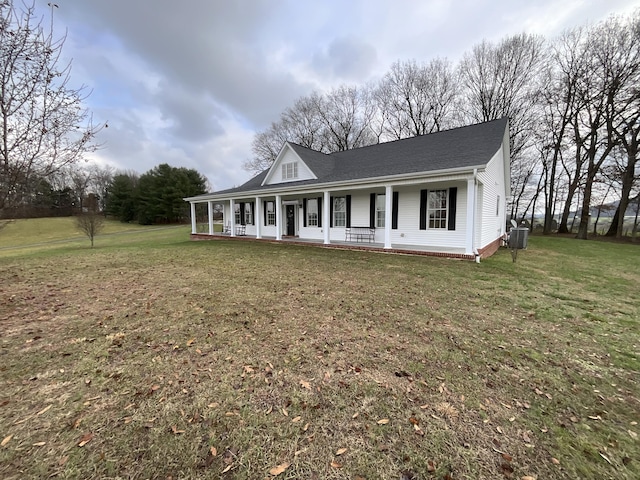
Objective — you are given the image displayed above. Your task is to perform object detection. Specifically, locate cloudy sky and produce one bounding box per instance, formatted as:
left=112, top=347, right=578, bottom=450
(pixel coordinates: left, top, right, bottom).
left=33, top=0, right=640, bottom=191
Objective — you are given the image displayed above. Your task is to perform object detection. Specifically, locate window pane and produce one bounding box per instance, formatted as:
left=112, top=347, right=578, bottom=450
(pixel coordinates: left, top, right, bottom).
left=376, top=194, right=385, bottom=228
left=307, top=199, right=318, bottom=227
left=266, top=201, right=275, bottom=225
left=427, top=190, right=447, bottom=229
left=334, top=197, right=346, bottom=227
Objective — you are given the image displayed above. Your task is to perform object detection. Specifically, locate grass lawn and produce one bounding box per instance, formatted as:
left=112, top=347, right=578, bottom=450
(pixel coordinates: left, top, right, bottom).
left=0, top=222, right=638, bottom=479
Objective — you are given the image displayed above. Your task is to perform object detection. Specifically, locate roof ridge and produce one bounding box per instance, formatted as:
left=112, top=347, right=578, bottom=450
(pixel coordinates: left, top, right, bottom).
left=327, top=117, right=508, bottom=158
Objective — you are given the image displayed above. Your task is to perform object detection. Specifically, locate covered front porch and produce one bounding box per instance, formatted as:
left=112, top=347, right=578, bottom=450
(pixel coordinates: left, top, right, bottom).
left=186, top=175, right=486, bottom=260
left=188, top=186, right=401, bottom=248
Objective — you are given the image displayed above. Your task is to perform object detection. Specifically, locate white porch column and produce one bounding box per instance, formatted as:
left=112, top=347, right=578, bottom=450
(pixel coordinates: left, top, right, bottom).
left=384, top=185, right=393, bottom=249
left=190, top=202, right=197, bottom=234
left=255, top=196, right=262, bottom=239
left=230, top=199, right=236, bottom=237
left=275, top=195, right=282, bottom=240
left=466, top=177, right=476, bottom=255
left=207, top=201, right=214, bottom=235
left=323, top=191, right=331, bottom=244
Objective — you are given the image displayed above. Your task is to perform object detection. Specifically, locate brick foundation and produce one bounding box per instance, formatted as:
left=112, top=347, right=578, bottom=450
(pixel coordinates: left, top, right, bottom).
left=189, top=233, right=503, bottom=261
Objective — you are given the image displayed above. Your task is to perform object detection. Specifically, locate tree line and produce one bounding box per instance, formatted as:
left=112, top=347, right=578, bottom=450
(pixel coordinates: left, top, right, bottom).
left=0, top=1, right=207, bottom=225
left=248, top=11, right=640, bottom=239
left=106, top=164, right=207, bottom=224
left=8, top=162, right=207, bottom=224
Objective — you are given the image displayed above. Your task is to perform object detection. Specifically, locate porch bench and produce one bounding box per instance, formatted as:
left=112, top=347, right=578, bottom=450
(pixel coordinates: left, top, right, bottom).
left=345, top=226, right=375, bottom=243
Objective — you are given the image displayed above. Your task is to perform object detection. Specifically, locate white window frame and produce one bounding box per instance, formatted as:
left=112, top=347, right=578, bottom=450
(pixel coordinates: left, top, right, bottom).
left=376, top=194, right=385, bottom=228
left=282, top=162, right=298, bottom=180
left=234, top=203, right=241, bottom=225
left=333, top=196, right=346, bottom=227
left=244, top=203, right=253, bottom=225
left=266, top=201, right=275, bottom=226
left=427, top=190, right=447, bottom=229
left=307, top=198, right=318, bottom=227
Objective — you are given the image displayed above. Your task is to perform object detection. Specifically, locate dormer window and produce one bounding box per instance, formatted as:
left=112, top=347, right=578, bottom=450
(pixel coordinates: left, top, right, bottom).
left=282, top=162, right=298, bottom=180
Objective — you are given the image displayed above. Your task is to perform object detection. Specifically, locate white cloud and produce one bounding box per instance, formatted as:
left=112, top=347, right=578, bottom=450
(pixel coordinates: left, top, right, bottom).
left=34, top=0, right=640, bottom=191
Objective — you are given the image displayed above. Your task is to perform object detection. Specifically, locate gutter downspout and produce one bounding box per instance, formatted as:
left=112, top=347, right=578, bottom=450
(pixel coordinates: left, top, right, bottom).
left=471, top=169, right=480, bottom=263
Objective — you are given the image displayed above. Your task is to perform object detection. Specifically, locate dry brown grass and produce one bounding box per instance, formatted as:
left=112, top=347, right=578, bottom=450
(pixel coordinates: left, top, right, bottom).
left=0, top=229, right=638, bottom=479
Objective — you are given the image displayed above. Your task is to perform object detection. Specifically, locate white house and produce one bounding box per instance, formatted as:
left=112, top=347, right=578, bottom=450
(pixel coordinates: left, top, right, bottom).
left=184, top=118, right=510, bottom=260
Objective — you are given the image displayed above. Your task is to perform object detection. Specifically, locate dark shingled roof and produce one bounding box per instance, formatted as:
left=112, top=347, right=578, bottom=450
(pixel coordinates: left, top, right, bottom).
left=209, top=118, right=507, bottom=196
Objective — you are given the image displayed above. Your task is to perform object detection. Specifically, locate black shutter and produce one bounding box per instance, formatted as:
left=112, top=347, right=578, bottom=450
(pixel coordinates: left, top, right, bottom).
left=317, top=196, right=323, bottom=228
left=419, top=190, right=428, bottom=230
left=448, top=187, right=457, bottom=231
left=250, top=202, right=255, bottom=225
left=392, top=191, right=399, bottom=230
left=263, top=201, right=268, bottom=226
left=369, top=193, right=376, bottom=228
left=239, top=202, right=246, bottom=225
left=303, top=198, right=307, bottom=227
left=330, top=196, right=334, bottom=227
left=346, top=195, right=351, bottom=228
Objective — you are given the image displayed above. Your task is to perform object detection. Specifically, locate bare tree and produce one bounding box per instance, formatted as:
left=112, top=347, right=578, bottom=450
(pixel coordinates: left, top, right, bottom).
left=76, top=211, right=104, bottom=247
left=87, top=163, right=114, bottom=214
left=574, top=15, right=639, bottom=239
left=70, top=166, right=92, bottom=212
left=375, top=58, right=458, bottom=140
left=457, top=33, right=546, bottom=219
left=0, top=1, right=104, bottom=216
left=246, top=85, right=377, bottom=173
left=311, top=85, right=377, bottom=153
left=539, top=27, right=589, bottom=233
left=603, top=12, right=640, bottom=238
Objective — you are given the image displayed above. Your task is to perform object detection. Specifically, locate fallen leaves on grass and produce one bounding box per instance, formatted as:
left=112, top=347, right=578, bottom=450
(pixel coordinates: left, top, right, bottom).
left=300, top=379, right=311, bottom=390
left=77, top=432, right=94, bottom=447
left=2, top=434, right=12, bottom=447
left=335, top=447, right=347, bottom=455
left=377, top=418, right=389, bottom=425
left=171, top=425, right=185, bottom=434
left=330, top=460, right=342, bottom=468
left=36, top=404, right=52, bottom=416
left=435, top=402, right=459, bottom=420
left=269, top=463, right=290, bottom=476
left=210, top=447, right=217, bottom=457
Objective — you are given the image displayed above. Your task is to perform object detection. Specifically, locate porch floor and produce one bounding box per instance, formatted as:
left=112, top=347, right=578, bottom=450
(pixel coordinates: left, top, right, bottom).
left=190, top=232, right=475, bottom=260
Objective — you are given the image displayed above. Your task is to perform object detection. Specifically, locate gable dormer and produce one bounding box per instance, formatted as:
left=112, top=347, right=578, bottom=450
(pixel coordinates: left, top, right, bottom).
left=262, top=142, right=318, bottom=186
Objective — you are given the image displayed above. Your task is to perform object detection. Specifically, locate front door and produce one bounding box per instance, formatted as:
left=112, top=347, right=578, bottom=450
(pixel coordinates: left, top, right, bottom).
left=286, top=205, right=296, bottom=236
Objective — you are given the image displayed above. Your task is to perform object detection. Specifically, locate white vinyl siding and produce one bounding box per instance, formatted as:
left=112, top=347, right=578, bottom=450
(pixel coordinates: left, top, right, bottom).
left=477, top=149, right=507, bottom=248
left=390, top=185, right=467, bottom=251
left=263, top=146, right=317, bottom=185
